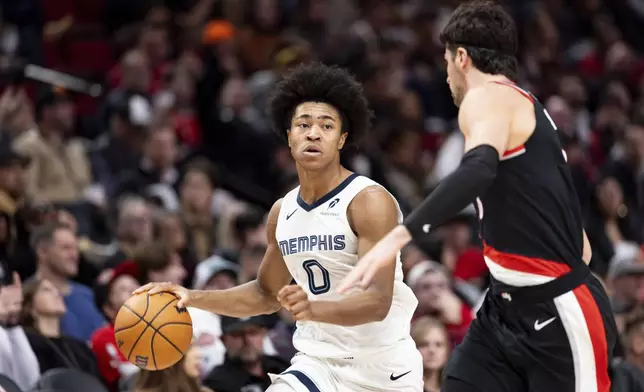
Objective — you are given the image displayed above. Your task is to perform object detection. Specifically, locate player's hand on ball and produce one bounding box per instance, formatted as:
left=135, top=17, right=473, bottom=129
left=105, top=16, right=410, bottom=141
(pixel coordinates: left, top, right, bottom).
left=277, top=285, right=314, bottom=321
left=133, top=282, right=191, bottom=308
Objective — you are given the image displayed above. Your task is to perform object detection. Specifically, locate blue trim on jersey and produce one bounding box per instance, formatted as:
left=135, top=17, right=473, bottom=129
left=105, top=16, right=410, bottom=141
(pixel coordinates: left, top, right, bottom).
left=297, top=173, right=359, bottom=211
left=282, top=370, right=321, bottom=392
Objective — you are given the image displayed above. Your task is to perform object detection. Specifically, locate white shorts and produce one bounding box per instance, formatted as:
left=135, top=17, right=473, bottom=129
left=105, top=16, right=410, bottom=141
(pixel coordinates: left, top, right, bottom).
left=267, top=338, right=423, bottom=392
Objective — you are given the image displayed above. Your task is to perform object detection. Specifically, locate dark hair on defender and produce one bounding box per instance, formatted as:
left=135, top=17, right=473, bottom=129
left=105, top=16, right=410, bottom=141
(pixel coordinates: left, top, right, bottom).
left=440, top=0, right=518, bottom=80
left=267, top=62, right=373, bottom=146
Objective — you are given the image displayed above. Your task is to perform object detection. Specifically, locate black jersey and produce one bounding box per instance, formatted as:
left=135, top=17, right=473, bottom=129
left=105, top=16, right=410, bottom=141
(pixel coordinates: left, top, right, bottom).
left=475, top=81, right=586, bottom=292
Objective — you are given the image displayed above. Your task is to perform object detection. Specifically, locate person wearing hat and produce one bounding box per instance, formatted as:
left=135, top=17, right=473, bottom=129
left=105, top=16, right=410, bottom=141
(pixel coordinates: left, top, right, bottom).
left=607, top=242, right=644, bottom=315
left=204, top=315, right=288, bottom=392
left=191, top=255, right=280, bottom=377
left=12, top=85, right=92, bottom=204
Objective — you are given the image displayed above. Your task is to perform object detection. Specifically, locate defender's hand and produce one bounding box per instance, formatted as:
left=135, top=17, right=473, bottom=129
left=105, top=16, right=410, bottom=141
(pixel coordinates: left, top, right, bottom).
left=277, top=285, right=313, bottom=321
left=337, top=225, right=411, bottom=293
left=133, top=282, right=191, bottom=308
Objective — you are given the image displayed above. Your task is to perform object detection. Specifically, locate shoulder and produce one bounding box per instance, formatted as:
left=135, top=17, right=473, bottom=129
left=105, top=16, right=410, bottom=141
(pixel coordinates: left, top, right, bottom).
left=348, top=185, right=399, bottom=235
left=66, top=137, right=87, bottom=149
left=13, top=129, right=43, bottom=153
left=267, top=198, right=284, bottom=224
left=69, top=282, right=94, bottom=297
left=25, top=330, right=47, bottom=347
left=459, top=84, right=517, bottom=126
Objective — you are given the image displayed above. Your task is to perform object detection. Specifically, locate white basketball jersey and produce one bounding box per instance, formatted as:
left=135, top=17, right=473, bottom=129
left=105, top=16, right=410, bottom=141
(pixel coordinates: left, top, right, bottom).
left=275, top=174, right=418, bottom=358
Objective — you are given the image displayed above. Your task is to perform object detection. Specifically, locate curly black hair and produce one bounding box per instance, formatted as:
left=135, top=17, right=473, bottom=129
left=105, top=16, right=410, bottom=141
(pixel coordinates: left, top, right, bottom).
left=267, top=62, right=372, bottom=146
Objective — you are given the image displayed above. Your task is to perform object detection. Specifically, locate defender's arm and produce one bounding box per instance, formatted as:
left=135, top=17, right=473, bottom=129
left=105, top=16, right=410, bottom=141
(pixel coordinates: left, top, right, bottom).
left=403, top=87, right=512, bottom=241
left=308, top=186, right=399, bottom=325
left=185, top=199, right=292, bottom=317
left=336, top=87, right=515, bottom=293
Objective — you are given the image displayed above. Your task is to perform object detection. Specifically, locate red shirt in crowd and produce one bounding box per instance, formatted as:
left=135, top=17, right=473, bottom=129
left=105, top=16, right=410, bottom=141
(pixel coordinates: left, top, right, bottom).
left=452, top=248, right=488, bottom=281
left=90, top=324, right=128, bottom=391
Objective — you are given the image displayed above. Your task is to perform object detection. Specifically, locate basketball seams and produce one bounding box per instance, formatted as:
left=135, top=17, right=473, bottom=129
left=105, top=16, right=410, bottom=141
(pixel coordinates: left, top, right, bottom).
left=114, top=294, right=151, bottom=333
left=151, top=330, right=158, bottom=370
left=125, top=295, right=177, bottom=362
left=150, top=323, right=192, bottom=370
left=116, top=305, right=148, bottom=333
left=155, top=322, right=193, bottom=354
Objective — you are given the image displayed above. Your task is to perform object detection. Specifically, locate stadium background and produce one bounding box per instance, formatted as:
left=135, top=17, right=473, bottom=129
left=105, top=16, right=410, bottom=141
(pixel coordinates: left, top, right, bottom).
left=0, top=0, right=643, bottom=391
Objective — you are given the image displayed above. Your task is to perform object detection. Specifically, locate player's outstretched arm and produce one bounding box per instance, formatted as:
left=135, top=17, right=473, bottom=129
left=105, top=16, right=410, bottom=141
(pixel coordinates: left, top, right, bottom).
left=134, top=199, right=293, bottom=318
left=338, top=86, right=512, bottom=292
left=301, top=186, right=398, bottom=325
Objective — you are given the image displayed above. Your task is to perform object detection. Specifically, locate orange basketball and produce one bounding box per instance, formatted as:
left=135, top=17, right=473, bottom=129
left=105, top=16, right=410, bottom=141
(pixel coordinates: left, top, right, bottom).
left=114, top=292, right=193, bottom=370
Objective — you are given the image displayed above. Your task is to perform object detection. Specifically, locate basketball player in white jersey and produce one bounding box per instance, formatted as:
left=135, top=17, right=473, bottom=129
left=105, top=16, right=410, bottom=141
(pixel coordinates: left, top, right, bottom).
left=134, top=62, right=422, bottom=392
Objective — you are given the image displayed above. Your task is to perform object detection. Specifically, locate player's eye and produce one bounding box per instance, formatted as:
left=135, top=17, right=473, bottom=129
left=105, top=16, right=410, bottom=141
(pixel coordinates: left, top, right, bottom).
left=323, top=124, right=333, bottom=130
left=299, top=123, right=309, bottom=129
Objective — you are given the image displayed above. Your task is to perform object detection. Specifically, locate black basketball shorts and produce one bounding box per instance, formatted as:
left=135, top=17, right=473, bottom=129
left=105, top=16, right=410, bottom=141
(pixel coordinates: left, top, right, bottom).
left=444, top=275, right=618, bottom=392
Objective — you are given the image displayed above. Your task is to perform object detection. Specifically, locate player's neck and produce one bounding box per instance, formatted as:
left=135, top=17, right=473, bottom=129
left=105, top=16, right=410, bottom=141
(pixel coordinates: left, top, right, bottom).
left=297, top=164, right=350, bottom=204
left=465, top=70, right=513, bottom=93
left=37, top=316, right=61, bottom=338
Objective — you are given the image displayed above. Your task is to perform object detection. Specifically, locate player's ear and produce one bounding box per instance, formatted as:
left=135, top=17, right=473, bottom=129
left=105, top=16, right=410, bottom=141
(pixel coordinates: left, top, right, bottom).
left=338, top=132, right=348, bottom=150
left=286, top=129, right=291, bottom=147
left=456, top=47, right=468, bottom=68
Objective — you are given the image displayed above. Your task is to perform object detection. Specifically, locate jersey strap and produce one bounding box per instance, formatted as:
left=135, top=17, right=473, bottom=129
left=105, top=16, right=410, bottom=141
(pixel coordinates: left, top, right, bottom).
left=489, top=80, right=532, bottom=161
left=489, top=80, right=534, bottom=102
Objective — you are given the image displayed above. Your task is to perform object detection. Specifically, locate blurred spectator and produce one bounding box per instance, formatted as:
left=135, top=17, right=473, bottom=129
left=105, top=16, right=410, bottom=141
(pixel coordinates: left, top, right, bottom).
left=90, top=273, right=141, bottom=391
left=587, top=176, right=642, bottom=276
left=133, top=240, right=187, bottom=285
left=204, top=315, right=288, bottom=392
left=112, top=122, right=180, bottom=200
left=411, top=316, right=451, bottom=392
left=439, top=215, right=487, bottom=286
left=104, top=196, right=154, bottom=269
left=606, top=242, right=644, bottom=314
left=132, top=344, right=213, bottom=392
left=612, top=311, right=644, bottom=391
left=156, top=211, right=198, bottom=286
left=237, top=0, right=285, bottom=74
left=407, top=261, right=474, bottom=345
left=0, top=140, right=29, bottom=282
left=0, top=272, right=40, bottom=391
left=180, top=159, right=218, bottom=261
left=13, top=86, right=91, bottom=204
left=21, top=278, right=100, bottom=377
left=90, top=92, right=153, bottom=203
left=32, top=223, right=105, bottom=341
left=238, top=244, right=265, bottom=283
left=266, top=307, right=296, bottom=363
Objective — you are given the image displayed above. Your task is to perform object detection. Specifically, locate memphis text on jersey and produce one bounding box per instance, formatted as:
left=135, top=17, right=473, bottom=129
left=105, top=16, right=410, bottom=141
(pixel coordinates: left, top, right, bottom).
left=278, top=234, right=346, bottom=256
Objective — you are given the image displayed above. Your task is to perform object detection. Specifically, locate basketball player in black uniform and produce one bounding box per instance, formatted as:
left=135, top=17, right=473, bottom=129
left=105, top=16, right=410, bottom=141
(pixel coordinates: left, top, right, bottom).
left=338, top=1, right=618, bottom=391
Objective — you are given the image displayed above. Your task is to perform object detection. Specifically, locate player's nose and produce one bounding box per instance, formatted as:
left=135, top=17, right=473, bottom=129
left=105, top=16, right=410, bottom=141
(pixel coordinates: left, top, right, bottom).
left=306, top=125, right=322, bottom=139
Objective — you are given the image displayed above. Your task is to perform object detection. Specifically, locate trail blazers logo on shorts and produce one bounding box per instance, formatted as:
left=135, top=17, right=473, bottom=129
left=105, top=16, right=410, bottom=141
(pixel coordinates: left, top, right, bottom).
left=135, top=355, right=148, bottom=368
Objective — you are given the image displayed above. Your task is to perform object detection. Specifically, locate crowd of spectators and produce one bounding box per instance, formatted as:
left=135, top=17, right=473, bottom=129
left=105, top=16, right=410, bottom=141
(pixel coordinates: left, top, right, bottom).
left=0, top=0, right=643, bottom=391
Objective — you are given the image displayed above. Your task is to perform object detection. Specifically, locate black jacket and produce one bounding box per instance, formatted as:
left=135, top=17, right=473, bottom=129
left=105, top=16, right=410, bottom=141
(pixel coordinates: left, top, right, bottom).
left=204, top=354, right=288, bottom=392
